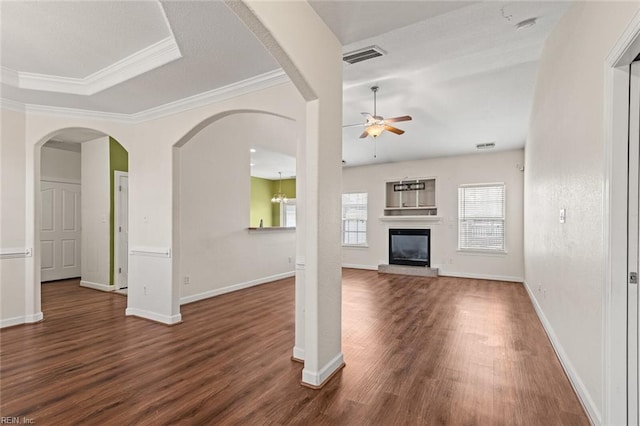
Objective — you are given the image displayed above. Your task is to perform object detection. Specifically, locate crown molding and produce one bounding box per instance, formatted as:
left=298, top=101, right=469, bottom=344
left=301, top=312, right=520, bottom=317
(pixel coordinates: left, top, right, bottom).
left=7, top=36, right=182, bottom=96
left=130, top=68, right=289, bottom=122
left=24, top=103, right=132, bottom=123
left=2, top=68, right=290, bottom=124
left=1, top=66, right=19, bottom=87
left=0, top=97, right=25, bottom=112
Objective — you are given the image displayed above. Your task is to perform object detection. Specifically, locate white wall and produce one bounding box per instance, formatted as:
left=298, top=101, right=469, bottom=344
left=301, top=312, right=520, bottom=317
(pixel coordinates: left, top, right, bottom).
left=524, top=2, right=640, bottom=423
left=0, top=107, right=28, bottom=327
left=178, top=112, right=297, bottom=302
left=80, top=136, right=110, bottom=287
left=342, top=149, right=524, bottom=281
left=41, top=145, right=81, bottom=181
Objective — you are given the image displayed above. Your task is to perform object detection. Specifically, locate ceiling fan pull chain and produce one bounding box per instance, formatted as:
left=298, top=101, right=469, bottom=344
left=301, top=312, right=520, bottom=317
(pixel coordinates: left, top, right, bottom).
left=374, top=138, right=377, bottom=158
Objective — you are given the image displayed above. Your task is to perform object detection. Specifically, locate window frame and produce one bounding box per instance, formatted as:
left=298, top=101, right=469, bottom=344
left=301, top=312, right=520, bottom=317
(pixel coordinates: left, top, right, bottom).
left=342, top=192, right=368, bottom=247
left=280, top=198, right=296, bottom=228
left=457, top=183, right=506, bottom=253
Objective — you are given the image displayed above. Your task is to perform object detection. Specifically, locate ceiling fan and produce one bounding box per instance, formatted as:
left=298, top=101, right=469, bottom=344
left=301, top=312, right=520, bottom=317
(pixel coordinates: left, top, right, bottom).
left=344, top=86, right=412, bottom=138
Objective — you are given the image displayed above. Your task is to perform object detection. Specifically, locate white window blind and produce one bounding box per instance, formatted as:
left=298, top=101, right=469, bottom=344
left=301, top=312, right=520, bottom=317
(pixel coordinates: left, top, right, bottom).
left=458, top=183, right=505, bottom=251
left=282, top=199, right=296, bottom=228
left=342, top=193, right=368, bottom=246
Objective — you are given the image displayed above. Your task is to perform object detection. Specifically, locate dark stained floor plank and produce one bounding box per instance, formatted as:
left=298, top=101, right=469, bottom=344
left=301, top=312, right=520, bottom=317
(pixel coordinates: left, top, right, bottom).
left=0, top=269, right=588, bottom=425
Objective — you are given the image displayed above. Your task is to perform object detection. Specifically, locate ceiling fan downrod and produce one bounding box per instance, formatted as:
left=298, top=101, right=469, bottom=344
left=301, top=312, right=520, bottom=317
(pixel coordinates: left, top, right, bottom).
left=371, top=85, right=378, bottom=117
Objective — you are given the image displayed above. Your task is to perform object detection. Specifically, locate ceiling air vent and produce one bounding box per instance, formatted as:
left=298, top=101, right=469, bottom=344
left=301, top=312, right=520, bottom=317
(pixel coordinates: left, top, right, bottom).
left=476, top=142, right=496, bottom=150
left=343, top=46, right=386, bottom=65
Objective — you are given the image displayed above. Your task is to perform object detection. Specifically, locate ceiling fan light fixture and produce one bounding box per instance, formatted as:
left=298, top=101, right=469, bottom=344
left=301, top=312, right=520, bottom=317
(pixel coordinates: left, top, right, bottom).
left=366, top=124, right=385, bottom=138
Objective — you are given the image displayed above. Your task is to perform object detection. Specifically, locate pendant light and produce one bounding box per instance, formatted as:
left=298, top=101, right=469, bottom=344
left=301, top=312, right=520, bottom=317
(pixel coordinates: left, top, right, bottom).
left=271, top=172, right=288, bottom=203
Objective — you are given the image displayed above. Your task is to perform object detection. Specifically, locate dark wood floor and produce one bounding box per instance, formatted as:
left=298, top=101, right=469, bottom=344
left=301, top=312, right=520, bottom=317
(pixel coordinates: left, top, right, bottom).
left=0, top=269, right=588, bottom=425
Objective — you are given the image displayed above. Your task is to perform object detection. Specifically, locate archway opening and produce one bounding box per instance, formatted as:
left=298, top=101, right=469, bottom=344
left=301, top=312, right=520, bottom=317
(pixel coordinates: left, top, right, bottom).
left=172, top=110, right=298, bottom=307
left=35, top=128, right=130, bottom=316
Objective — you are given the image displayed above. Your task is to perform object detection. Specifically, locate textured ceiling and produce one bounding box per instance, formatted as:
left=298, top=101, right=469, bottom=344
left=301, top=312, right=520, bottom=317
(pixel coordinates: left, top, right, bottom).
left=331, top=1, right=570, bottom=166
left=0, top=0, right=280, bottom=114
left=0, top=1, right=571, bottom=168
left=2, top=1, right=171, bottom=78
left=308, top=0, right=477, bottom=45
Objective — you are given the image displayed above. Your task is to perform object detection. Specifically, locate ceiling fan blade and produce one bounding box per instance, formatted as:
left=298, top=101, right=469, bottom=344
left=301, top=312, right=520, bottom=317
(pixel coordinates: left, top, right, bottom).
left=359, top=130, right=370, bottom=138
left=384, top=115, right=412, bottom=123
left=361, top=112, right=375, bottom=122
left=343, top=122, right=367, bottom=128
left=384, top=125, right=405, bottom=135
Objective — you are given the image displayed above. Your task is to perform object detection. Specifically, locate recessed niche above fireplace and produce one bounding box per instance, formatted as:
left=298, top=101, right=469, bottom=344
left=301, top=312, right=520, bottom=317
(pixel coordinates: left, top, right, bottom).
left=384, top=177, right=437, bottom=217
left=389, top=228, right=430, bottom=267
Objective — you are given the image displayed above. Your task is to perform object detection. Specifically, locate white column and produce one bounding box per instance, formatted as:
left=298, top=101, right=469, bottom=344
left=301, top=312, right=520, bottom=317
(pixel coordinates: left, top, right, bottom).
left=227, top=0, right=344, bottom=387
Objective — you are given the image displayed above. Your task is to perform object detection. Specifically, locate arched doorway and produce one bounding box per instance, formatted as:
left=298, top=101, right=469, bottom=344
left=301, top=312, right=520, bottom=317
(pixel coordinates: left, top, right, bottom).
left=172, top=110, right=299, bottom=307
left=31, top=127, right=130, bottom=317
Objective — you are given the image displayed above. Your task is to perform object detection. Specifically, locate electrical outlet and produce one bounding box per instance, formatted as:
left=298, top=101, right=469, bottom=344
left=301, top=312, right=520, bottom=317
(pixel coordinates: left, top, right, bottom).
left=184, top=275, right=191, bottom=285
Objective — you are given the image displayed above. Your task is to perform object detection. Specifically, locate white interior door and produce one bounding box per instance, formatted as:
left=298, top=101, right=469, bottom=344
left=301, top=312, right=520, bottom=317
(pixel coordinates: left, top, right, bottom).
left=628, top=60, right=640, bottom=425
left=40, top=181, right=81, bottom=281
left=114, top=173, right=128, bottom=290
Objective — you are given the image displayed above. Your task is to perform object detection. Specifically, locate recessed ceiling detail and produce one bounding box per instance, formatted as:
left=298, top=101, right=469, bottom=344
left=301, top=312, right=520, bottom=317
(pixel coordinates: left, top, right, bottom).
left=0, top=0, right=181, bottom=96
left=9, top=36, right=182, bottom=96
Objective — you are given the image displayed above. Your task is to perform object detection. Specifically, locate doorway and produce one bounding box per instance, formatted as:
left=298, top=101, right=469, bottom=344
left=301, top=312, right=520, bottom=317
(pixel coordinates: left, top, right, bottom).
left=605, top=21, right=640, bottom=424
left=40, top=181, right=81, bottom=281
left=40, top=140, right=82, bottom=282
left=627, top=59, right=639, bottom=426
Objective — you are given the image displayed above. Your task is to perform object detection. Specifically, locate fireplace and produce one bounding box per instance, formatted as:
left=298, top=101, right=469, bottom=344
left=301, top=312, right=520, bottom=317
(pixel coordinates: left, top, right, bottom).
left=389, top=228, right=430, bottom=267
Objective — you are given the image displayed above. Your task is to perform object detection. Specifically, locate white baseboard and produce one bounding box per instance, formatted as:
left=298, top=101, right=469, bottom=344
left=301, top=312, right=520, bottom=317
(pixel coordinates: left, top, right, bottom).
left=80, top=280, right=113, bottom=292
left=26, top=312, right=44, bottom=323
left=438, top=271, right=524, bottom=283
left=302, top=352, right=344, bottom=387
left=180, top=271, right=295, bottom=305
left=292, top=346, right=305, bottom=361
left=342, top=263, right=378, bottom=271
left=341, top=265, right=524, bottom=283
left=523, top=281, right=601, bottom=425
left=125, top=308, right=182, bottom=325
left=1, top=316, right=26, bottom=328
left=0, top=311, right=43, bottom=328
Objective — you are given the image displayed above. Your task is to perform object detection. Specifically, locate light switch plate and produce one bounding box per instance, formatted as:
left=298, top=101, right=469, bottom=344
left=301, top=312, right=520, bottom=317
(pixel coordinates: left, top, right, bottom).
left=559, top=208, right=566, bottom=224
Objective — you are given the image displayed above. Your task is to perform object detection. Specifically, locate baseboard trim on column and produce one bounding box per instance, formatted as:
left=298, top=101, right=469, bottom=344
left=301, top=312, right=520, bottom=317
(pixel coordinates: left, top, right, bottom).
left=301, top=352, right=345, bottom=389
left=291, top=346, right=305, bottom=363
left=125, top=308, right=182, bottom=326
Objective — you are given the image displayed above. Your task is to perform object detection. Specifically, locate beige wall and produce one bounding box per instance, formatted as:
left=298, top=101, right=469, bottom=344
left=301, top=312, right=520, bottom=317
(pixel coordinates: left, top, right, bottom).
left=0, top=82, right=306, bottom=326
left=178, top=112, right=297, bottom=302
left=342, top=149, right=524, bottom=281
left=524, top=2, right=640, bottom=422
left=41, top=146, right=81, bottom=181
left=0, top=108, right=27, bottom=325
left=81, top=137, right=111, bottom=287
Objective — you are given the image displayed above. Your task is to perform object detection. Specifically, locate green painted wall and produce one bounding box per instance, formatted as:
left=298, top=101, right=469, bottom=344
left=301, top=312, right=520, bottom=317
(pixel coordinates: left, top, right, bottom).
left=271, top=178, right=296, bottom=226
left=251, top=177, right=274, bottom=227
left=250, top=177, right=296, bottom=227
left=109, top=138, right=128, bottom=286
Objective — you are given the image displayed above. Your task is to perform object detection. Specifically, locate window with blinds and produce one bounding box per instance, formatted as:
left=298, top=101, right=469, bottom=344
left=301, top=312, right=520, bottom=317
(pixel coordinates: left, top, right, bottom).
left=342, top=193, right=368, bottom=246
left=458, top=183, right=505, bottom=252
